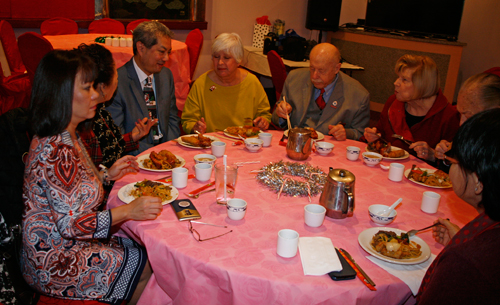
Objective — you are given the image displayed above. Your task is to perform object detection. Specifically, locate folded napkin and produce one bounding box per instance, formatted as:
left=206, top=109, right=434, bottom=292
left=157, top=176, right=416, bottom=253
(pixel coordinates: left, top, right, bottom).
left=366, top=254, right=436, bottom=295
left=298, top=237, right=342, bottom=276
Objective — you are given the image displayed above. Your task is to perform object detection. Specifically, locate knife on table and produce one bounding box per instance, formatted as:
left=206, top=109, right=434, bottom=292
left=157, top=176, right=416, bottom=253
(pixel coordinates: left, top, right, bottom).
left=339, top=248, right=377, bottom=288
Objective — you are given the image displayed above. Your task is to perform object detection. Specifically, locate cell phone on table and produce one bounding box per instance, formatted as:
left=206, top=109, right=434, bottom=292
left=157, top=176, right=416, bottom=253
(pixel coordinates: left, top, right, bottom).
left=171, top=199, right=201, bottom=221
left=328, top=249, right=356, bottom=281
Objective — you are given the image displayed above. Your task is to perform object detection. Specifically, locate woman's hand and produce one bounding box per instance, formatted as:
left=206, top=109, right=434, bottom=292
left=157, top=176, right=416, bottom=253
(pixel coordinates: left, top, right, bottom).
left=276, top=101, right=292, bottom=119
left=328, top=124, right=346, bottom=141
left=254, top=117, right=269, bottom=130
left=131, top=117, right=157, bottom=142
left=127, top=196, right=163, bottom=221
left=409, top=141, right=435, bottom=161
left=434, top=140, right=452, bottom=160
left=432, top=218, right=460, bottom=246
left=107, top=155, right=139, bottom=181
left=192, top=117, right=206, bottom=134
left=364, top=127, right=379, bottom=143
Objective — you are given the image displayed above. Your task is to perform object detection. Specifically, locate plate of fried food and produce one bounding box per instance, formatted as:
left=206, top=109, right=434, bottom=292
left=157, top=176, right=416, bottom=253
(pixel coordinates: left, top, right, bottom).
left=366, top=139, right=409, bottom=160
left=405, top=165, right=452, bottom=188
left=137, top=150, right=185, bottom=172
left=118, top=179, right=178, bottom=205
left=358, top=227, right=431, bottom=265
left=224, top=126, right=261, bottom=139
left=284, top=127, right=324, bottom=141
left=177, top=134, right=219, bottom=149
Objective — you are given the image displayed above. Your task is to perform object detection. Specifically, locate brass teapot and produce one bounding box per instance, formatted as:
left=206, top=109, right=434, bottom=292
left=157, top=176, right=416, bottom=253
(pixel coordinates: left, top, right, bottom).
left=286, top=127, right=312, bottom=160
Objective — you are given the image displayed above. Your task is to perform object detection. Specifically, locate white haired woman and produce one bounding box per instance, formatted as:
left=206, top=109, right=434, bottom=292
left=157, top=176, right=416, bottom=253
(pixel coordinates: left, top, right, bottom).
left=181, top=33, right=271, bottom=134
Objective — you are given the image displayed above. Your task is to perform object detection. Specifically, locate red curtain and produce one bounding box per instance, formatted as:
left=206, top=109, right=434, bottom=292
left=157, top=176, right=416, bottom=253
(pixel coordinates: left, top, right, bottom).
left=9, top=0, right=94, bottom=20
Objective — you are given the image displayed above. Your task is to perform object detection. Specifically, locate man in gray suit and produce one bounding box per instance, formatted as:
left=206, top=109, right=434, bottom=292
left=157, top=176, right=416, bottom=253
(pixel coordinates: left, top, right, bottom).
left=272, top=43, right=369, bottom=140
left=107, top=21, right=181, bottom=154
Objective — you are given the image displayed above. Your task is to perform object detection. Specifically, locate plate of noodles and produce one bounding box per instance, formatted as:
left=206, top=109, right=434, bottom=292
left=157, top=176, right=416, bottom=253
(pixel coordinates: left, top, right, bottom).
left=358, top=227, right=431, bottom=265
left=137, top=150, right=185, bottom=172
left=118, top=180, right=178, bottom=205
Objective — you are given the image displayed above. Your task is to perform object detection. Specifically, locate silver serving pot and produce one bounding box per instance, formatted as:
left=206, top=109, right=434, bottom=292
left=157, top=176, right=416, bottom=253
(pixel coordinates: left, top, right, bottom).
left=286, top=127, right=312, bottom=160
left=319, top=168, right=355, bottom=219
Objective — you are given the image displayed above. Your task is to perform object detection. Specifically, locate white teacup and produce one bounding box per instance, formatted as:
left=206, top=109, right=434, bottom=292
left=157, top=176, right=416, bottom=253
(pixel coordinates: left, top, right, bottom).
left=346, top=146, right=361, bottom=161
left=195, top=163, right=212, bottom=182
left=172, top=167, right=188, bottom=189
left=211, top=141, right=226, bottom=158
left=227, top=198, right=247, bottom=220
left=258, top=132, right=273, bottom=147
left=277, top=229, right=299, bottom=258
left=304, top=204, right=326, bottom=227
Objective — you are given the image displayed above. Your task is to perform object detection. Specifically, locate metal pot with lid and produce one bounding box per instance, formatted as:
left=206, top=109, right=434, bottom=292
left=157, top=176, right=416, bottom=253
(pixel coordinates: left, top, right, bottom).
left=319, top=168, right=355, bottom=219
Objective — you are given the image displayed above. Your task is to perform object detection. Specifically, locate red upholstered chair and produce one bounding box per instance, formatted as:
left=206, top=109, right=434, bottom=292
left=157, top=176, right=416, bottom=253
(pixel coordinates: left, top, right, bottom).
left=18, top=32, right=54, bottom=83
left=267, top=50, right=288, bottom=102
left=0, top=20, right=31, bottom=114
left=89, top=18, right=125, bottom=34
left=125, top=19, right=150, bottom=35
left=185, top=28, right=203, bottom=82
left=40, top=17, right=78, bottom=35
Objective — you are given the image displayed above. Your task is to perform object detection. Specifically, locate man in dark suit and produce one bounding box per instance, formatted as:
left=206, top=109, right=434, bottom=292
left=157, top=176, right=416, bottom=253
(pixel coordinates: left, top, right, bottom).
left=107, top=21, right=180, bottom=154
left=272, top=43, right=369, bottom=140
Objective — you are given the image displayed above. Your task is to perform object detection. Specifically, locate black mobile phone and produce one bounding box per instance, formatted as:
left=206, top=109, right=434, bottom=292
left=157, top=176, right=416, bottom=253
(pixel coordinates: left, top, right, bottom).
left=171, top=199, right=201, bottom=221
left=328, top=249, right=357, bottom=281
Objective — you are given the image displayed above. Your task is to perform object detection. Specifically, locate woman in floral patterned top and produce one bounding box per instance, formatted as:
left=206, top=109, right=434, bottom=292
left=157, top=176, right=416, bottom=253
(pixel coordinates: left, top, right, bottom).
left=21, top=50, right=163, bottom=304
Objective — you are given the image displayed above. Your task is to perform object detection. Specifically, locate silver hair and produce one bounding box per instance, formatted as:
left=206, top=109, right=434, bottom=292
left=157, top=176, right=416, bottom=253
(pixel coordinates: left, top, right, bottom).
left=211, top=33, right=244, bottom=63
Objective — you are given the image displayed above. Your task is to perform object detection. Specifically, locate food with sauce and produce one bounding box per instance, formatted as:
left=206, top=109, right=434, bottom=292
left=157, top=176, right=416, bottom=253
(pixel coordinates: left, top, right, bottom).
left=129, top=179, right=172, bottom=202
left=142, top=150, right=181, bottom=170
left=303, top=127, right=319, bottom=139
left=408, top=165, right=452, bottom=187
left=371, top=230, right=422, bottom=259
left=367, top=139, right=405, bottom=158
left=180, top=134, right=212, bottom=147
left=226, top=126, right=260, bottom=138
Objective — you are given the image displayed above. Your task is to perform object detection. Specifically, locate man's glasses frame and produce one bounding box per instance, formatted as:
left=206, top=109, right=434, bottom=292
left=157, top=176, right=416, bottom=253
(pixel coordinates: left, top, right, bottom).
left=442, top=155, right=459, bottom=166
left=188, top=220, right=232, bottom=242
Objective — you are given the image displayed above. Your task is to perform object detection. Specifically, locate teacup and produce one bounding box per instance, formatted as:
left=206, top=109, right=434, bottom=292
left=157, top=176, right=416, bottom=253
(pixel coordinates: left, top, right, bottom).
left=227, top=198, right=247, bottom=220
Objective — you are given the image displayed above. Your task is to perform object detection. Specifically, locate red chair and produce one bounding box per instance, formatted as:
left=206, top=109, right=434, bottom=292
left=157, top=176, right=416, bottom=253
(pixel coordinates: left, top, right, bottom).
left=18, top=32, right=54, bottom=83
left=88, top=18, right=125, bottom=34
left=0, top=20, right=26, bottom=75
left=185, top=28, right=203, bottom=82
left=125, top=19, right=149, bottom=35
left=40, top=17, right=78, bottom=35
left=267, top=50, right=288, bottom=102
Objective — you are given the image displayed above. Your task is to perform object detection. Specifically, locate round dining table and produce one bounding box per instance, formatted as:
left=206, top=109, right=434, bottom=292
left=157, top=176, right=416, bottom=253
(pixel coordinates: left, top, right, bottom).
left=107, top=130, right=476, bottom=305
left=44, top=33, right=190, bottom=111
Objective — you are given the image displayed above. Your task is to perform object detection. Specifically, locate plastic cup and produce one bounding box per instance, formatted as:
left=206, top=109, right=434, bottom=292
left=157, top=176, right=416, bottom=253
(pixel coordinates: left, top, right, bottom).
left=214, top=164, right=238, bottom=205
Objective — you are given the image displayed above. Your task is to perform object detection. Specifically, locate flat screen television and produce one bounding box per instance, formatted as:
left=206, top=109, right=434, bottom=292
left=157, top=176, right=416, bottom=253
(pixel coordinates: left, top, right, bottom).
left=364, top=0, right=465, bottom=41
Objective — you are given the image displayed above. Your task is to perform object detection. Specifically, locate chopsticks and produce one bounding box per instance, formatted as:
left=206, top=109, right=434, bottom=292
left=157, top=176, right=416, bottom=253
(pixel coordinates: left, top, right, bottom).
left=337, top=248, right=377, bottom=291
left=283, top=96, right=292, bottom=130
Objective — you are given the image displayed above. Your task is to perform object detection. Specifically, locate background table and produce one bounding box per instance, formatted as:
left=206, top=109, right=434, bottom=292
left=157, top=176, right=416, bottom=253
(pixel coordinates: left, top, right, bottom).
left=107, top=130, right=475, bottom=305
left=45, top=34, right=190, bottom=111
left=242, top=46, right=364, bottom=77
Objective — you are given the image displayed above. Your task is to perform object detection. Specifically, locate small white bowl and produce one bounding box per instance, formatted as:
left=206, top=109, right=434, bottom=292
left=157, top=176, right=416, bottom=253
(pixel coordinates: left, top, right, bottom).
left=193, top=154, right=216, bottom=166
left=244, top=138, right=264, bottom=152
left=315, top=141, right=334, bottom=155
left=368, top=204, right=397, bottom=225
left=362, top=152, right=383, bottom=166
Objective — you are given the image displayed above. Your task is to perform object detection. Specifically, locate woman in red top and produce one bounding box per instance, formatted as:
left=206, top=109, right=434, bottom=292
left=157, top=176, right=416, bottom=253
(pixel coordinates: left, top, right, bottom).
left=417, top=108, right=500, bottom=304
left=364, top=55, right=460, bottom=163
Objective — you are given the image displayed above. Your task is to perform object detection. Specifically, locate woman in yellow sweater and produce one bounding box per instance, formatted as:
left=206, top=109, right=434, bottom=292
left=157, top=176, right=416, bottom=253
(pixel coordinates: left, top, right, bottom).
left=181, top=33, right=271, bottom=134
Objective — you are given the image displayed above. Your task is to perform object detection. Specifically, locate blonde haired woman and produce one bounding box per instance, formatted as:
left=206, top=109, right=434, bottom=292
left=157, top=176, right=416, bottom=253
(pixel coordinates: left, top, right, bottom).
left=364, top=54, right=460, bottom=161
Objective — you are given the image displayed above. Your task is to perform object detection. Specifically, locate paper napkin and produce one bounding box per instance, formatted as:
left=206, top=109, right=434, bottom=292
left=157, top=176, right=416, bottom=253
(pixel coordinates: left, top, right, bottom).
left=366, top=254, right=436, bottom=295
left=298, top=237, right=342, bottom=276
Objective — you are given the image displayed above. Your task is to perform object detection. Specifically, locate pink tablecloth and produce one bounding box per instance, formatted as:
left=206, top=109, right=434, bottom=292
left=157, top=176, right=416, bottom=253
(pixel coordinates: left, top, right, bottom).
left=45, top=33, right=190, bottom=111
left=107, top=130, right=476, bottom=305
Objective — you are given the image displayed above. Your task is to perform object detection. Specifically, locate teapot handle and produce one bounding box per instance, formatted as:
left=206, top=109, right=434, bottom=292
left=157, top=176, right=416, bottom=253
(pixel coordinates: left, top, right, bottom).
left=343, top=187, right=354, bottom=216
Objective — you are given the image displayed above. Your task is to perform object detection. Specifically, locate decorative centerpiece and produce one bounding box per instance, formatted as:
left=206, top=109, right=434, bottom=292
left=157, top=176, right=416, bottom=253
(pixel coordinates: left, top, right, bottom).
left=255, top=161, right=326, bottom=202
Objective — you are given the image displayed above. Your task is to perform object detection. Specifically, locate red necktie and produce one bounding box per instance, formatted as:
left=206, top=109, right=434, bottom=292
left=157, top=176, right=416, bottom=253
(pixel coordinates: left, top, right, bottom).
left=315, top=88, right=326, bottom=110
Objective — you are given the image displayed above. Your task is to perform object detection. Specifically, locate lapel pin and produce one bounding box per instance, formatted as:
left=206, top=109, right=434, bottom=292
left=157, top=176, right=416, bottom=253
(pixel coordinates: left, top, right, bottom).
left=331, top=101, right=338, bottom=108
left=210, top=85, right=216, bottom=91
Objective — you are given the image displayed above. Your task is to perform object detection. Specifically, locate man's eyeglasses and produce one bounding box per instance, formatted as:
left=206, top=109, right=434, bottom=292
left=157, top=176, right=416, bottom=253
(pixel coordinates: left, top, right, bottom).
left=188, top=220, right=232, bottom=242
left=442, top=154, right=459, bottom=166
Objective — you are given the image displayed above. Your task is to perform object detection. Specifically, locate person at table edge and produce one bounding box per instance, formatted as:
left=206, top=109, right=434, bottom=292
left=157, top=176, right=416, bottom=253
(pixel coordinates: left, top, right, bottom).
left=416, top=109, right=500, bottom=304
left=272, top=43, right=370, bottom=140
left=363, top=54, right=460, bottom=162
left=434, top=67, right=500, bottom=162
left=182, top=32, right=271, bottom=134
left=107, top=21, right=180, bottom=155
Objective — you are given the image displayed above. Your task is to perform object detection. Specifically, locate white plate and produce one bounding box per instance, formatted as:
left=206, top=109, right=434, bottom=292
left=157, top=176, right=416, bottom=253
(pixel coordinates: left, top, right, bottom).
left=223, top=127, right=262, bottom=139
left=137, top=153, right=186, bottom=172
left=358, top=227, right=431, bottom=265
left=404, top=168, right=452, bottom=189
left=366, top=146, right=410, bottom=160
left=284, top=129, right=325, bottom=141
left=117, top=181, right=178, bottom=205
left=176, top=134, right=219, bottom=149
